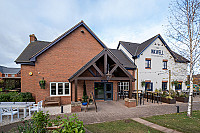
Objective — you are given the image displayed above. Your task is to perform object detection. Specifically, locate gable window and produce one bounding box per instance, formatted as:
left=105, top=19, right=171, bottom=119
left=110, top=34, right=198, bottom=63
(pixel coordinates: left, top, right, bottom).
left=50, top=82, right=70, bottom=96
left=145, top=58, right=151, bottom=69
left=163, top=60, right=168, bottom=70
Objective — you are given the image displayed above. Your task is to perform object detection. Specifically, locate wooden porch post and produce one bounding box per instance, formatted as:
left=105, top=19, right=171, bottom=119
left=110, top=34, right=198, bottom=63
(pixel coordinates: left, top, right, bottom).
left=75, top=79, right=78, bottom=102
left=129, top=80, right=133, bottom=99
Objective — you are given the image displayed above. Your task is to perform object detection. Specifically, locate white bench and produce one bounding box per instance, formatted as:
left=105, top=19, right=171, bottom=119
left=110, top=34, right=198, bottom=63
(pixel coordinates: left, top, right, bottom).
left=29, top=100, right=43, bottom=116
left=0, top=107, right=19, bottom=122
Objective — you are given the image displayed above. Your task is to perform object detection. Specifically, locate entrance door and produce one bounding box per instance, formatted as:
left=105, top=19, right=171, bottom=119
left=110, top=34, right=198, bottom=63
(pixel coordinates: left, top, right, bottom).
left=104, top=83, right=113, bottom=100
left=94, top=82, right=113, bottom=101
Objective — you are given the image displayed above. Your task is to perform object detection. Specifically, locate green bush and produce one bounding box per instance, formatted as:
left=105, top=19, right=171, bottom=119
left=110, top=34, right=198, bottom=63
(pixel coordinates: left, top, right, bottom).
left=18, top=111, right=49, bottom=133
left=55, top=114, right=85, bottom=133
left=0, top=92, right=34, bottom=102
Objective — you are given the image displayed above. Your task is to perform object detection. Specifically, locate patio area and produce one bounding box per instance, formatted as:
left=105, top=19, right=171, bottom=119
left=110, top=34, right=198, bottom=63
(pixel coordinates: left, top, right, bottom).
left=0, top=96, right=200, bottom=132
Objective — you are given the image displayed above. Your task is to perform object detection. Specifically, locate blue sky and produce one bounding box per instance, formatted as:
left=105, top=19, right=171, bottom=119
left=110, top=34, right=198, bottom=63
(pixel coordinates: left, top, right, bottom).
left=0, top=0, right=170, bottom=68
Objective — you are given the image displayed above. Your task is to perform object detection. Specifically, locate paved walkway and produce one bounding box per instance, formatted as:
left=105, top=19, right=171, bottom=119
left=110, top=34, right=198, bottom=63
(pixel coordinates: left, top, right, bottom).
left=132, top=118, right=182, bottom=133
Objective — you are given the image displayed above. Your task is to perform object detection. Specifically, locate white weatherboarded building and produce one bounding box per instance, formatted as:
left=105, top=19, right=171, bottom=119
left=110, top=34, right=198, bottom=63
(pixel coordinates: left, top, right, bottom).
left=117, top=34, right=189, bottom=92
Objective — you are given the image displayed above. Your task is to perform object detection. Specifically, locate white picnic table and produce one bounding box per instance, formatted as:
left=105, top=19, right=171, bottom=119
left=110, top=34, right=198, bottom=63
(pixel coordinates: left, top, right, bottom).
left=0, top=102, right=35, bottom=118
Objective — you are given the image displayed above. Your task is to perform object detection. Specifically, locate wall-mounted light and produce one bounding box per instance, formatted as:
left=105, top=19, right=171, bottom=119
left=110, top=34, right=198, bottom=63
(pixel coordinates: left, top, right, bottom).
left=29, top=72, right=33, bottom=76
left=81, top=30, right=84, bottom=33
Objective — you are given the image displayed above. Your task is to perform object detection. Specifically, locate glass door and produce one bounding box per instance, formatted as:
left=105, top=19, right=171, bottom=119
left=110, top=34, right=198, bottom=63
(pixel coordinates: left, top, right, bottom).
left=104, top=83, right=113, bottom=100
left=94, top=83, right=104, bottom=100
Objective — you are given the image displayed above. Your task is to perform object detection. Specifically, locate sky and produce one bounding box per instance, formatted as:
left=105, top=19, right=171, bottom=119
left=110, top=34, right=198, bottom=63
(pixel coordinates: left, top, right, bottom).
left=0, top=0, right=170, bottom=68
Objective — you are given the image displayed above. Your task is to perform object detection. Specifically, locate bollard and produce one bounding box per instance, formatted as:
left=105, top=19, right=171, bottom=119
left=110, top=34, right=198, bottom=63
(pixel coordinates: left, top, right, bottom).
left=61, top=105, right=63, bottom=113
left=176, top=106, right=179, bottom=113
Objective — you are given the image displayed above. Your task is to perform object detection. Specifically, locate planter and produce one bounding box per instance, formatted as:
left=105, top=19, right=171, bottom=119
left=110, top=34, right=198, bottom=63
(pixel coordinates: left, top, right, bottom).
left=175, top=97, right=189, bottom=103
left=161, top=97, right=176, bottom=104
left=82, top=102, right=88, bottom=106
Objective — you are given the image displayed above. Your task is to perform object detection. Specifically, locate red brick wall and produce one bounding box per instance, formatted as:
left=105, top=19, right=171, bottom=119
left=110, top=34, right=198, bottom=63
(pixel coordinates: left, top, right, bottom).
left=21, top=26, right=104, bottom=104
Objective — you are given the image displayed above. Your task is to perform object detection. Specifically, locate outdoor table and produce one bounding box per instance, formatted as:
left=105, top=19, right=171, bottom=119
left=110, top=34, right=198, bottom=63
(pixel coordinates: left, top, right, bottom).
left=0, top=103, right=31, bottom=118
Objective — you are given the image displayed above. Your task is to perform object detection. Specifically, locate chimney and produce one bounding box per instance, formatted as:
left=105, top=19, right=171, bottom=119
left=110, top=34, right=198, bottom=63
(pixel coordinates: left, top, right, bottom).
left=29, top=34, right=37, bottom=42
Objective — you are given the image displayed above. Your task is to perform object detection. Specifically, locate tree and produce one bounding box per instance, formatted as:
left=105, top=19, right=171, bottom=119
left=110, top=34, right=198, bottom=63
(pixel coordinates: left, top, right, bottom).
left=167, top=0, right=200, bottom=117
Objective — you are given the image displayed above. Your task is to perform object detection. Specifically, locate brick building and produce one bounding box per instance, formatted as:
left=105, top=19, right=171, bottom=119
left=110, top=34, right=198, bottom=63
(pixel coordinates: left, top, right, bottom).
left=15, top=21, right=136, bottom=104
left=0, top=66, right=21, bottom=89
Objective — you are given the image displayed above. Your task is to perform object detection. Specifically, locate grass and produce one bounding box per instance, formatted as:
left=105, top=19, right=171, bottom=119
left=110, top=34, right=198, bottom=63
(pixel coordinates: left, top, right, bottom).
left=142, top=110, right=200, bottom=133
left=84, top=119, right=162, bottom=133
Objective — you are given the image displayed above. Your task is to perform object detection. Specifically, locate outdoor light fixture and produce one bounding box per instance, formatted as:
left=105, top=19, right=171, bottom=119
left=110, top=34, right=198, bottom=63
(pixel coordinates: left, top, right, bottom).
left=81, top=30, right=84, bottom=33
left=106, top=71, right=112, bottom=80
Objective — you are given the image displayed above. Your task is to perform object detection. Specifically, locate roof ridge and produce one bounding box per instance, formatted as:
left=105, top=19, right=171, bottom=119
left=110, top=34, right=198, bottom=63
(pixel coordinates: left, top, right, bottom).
left=29, top=20, right=107, bottom=61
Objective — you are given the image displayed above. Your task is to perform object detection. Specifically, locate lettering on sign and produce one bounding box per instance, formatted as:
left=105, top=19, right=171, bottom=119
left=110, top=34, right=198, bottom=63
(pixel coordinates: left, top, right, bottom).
left=151, top=49, right=164, bottom=55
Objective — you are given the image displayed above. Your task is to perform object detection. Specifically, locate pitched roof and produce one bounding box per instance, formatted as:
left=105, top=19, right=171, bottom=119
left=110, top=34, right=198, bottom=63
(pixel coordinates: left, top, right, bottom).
left=118, top=34, right=189, bottom=63
left=15, top=41, right=50, bottom=63
left=29, top=20, right=107, bottom=62
left=0, top=66, right=20, bottom=74
left=69, top=49, right=134, bottom=82
left=109, top=49, right=136, bottom=69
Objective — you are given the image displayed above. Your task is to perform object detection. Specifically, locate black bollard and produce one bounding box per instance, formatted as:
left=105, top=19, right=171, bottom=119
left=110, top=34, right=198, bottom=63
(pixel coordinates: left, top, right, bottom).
left=176, top=106, right=179, bottom=113
left=61, top=105, right=63, bottom=113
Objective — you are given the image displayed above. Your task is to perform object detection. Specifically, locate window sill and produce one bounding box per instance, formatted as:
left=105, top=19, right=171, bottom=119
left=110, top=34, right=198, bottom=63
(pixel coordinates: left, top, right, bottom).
left=50, top=95, right=70, bottom=97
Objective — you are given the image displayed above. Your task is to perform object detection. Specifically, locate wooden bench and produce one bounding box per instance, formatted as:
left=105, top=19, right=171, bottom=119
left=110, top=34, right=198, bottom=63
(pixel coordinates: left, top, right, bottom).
left=44, top=96, right=61, bottom=107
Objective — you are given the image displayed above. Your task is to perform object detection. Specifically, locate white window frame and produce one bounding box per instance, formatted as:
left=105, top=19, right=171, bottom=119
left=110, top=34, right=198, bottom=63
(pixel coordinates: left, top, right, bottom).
left=118, top=82, right=129, bottom=92
left=50, top=82, right=70, bottom=96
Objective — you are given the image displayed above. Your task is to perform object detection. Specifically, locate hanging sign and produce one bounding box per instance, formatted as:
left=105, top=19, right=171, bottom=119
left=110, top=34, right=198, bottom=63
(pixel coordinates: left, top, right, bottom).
left=151, top=49, right=164, bottom=55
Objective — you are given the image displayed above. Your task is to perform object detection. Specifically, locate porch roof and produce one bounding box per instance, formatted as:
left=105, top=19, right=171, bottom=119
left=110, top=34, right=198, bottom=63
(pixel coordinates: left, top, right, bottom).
left=69, top=49, right=135, bottom=82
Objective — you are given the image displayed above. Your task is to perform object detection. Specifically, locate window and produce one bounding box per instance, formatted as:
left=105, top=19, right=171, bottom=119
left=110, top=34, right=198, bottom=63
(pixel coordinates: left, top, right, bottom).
left=175, top=82, right=182, bottom=90
left=163, top=60, right=168, bottom=69
left=118, top=82, right=129, bottom=92
left=145, top=58, right=151, bottom=69
left=162, top=82, right=167, bottom=91
left=11, top=74, right=15, bottom=77
left=145, top=82, right=153, bottom=91
left=50, top=82, right=70, bottom=96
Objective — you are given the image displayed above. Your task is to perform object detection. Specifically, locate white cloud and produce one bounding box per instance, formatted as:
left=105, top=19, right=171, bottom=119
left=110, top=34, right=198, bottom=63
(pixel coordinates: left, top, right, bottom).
left=0, top=0, right=170, bottom=68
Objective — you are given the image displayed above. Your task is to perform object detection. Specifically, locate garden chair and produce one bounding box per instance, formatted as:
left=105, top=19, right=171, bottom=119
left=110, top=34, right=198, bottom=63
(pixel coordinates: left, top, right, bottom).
left=0, top=107, right=19, bottom=122
left=29, top=100, right=43, bottom=116
left=85, top=92, right=97, bottom=112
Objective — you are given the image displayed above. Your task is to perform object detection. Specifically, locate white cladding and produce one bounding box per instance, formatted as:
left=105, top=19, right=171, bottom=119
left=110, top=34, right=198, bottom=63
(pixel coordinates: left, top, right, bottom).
left=119, top=38, right=188, bottom=91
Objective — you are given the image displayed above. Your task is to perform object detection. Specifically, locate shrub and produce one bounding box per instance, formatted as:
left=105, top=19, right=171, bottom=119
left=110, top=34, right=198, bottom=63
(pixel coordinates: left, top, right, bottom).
left=18, top=111, right=49, bottom=133
left=55, top=114, right=85, bottom=133
left=0, top=92, right=34, bottom=102
left=165, top=96, right=173, bottom=99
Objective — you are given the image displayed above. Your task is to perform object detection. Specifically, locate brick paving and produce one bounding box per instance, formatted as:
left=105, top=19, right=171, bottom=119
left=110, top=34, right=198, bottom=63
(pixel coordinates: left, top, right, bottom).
left=54, top=99, right=200, bottom=125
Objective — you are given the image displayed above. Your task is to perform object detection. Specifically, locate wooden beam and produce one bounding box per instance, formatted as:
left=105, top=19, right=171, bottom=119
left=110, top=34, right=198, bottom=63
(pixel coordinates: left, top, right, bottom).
left=88, top=69, right=96, bottom=77
left=77, top=77, right=131, bottom=81
left=110, top=64, right=118, bottom=74
left=77, top=77, right=105, bottom=80
left=93, top=64, right=104, bottom=77
left=111, top=77, right=131, bottom=80
left=104, top=53, right=107, bottom=74
left=129, top=79, right=133, bottom=99
left=75, top=79, right=78, bottom=102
